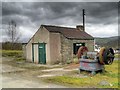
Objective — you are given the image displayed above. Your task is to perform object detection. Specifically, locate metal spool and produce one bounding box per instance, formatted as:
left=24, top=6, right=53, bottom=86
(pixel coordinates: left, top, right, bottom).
left=99, top=47, right=114, bottom=65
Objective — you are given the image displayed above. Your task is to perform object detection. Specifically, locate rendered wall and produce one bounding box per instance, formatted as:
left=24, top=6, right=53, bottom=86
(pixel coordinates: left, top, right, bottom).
left=26, top=27, right=50, bottom=64
left=49, top=32, right=61, bottom=64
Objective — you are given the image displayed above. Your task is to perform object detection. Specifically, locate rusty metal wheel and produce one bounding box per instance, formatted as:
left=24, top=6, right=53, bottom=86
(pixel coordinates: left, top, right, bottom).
left=99, top=47, right=114, bottom=65
left=99, top=47, right=105, bottom=65
left=103, top=48, right=114, bottom=65
left=77, top=46, right=88, bottom=59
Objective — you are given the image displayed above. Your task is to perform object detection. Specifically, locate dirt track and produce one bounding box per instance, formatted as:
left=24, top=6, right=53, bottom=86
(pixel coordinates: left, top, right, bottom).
left=1, top=56, right=67, bottom=88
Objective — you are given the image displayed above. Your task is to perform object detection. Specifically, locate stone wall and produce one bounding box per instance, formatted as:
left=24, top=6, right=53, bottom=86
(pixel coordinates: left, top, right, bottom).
left=60, top=34, right=94, bottom=64
left=60, top=35, right=72, bottom=64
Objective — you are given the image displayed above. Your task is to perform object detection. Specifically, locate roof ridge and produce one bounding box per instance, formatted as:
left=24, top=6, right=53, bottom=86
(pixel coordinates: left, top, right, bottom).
left=41, top=24, right=76, bottom=29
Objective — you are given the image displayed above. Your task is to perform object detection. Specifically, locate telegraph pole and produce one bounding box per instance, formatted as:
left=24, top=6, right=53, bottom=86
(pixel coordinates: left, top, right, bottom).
left=83, top=9, right=85, bottom=31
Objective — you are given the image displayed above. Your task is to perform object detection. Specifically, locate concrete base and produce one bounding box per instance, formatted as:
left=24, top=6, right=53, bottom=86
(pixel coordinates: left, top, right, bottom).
left=79, top=59, right=104, bottom=75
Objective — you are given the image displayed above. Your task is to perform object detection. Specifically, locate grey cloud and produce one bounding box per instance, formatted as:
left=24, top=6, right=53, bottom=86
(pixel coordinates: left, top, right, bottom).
left=2, top=2, right=23, bottom=16
left=71, top=2, right=118, bottom=24
left=1, top=2, right=118, bottom=42
left=2, top=2, right=118, bottom=25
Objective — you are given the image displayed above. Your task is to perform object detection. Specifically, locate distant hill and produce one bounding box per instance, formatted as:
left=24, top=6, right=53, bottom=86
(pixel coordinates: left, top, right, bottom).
left=94, top=36, right=119, bottom=49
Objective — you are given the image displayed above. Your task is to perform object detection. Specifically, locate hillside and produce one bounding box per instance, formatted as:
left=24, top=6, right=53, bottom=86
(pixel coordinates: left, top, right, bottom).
left=94, top=36, right=119, bottom=49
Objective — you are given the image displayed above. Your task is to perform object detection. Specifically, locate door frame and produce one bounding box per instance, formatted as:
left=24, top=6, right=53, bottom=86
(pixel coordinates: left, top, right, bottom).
left=32, top=43, right=39, bottom=63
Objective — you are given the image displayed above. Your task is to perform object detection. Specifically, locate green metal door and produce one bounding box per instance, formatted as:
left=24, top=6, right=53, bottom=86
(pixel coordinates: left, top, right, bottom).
left=38, top=43, right=46, bottom=64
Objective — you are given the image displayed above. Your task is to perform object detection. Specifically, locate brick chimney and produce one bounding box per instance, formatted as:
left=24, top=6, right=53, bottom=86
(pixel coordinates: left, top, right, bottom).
left=76, top=25, right=84, bottom=31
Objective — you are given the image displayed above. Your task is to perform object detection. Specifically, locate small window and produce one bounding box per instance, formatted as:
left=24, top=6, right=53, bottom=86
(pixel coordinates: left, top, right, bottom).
left=73, top=43, right=85, bottom=55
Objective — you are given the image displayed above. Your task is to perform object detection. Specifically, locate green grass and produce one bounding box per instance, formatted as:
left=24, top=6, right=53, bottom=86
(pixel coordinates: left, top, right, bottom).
left=44, top=60, right=119, bottom=88
left=115, top=54, right=120, bottom=58
left=1, top=50, right=23, bottom=58
left=1, top=50, right=25, bottom=62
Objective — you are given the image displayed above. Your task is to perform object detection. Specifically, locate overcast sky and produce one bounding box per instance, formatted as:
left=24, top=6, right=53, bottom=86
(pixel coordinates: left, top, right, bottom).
left=1, top=2, right=119, bottom=42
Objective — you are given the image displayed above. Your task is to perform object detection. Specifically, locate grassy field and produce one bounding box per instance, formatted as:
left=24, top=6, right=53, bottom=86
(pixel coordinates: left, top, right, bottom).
left=44, top=60, right=119, bottom=88
left=1, top=50, right=23, bottom=57
left=0, top=49, right=25, bottom=61
left=45, top=55, right=120, bottom=88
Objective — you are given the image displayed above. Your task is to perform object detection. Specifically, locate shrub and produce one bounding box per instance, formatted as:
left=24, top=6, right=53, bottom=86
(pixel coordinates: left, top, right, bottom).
left=73, top=58, right=79, bottom=64
left=66, top=60, right=72, bottom=64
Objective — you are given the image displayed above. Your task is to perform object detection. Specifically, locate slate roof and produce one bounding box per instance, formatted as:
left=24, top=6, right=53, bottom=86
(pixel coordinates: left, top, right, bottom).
left=42, top=25, right=94, bottom=40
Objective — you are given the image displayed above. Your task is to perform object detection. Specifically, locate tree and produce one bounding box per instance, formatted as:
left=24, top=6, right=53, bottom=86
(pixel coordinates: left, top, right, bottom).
left=6, top=20, right=21, bottom=50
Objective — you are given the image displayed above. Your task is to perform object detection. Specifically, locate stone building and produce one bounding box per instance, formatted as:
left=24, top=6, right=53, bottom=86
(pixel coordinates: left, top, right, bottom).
left=25, top=25, right=94, bottom=64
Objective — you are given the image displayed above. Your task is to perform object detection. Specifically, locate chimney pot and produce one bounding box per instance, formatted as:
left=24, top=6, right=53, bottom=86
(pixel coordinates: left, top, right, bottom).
left=76, top=25, right=84, bottom=31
